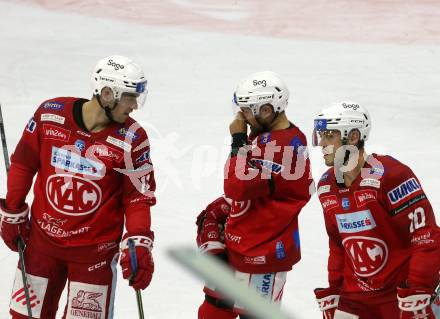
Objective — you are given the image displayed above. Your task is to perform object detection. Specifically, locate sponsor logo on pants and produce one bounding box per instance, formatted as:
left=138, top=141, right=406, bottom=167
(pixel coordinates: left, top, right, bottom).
left=68, top=282, right=107, bottom=319
left=10, top=269, right=48, bottom=318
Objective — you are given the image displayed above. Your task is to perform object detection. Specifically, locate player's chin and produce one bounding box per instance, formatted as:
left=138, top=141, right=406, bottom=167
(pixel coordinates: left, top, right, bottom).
left=324, top=157, right=334, bottom=167
left=115, top=114, right=129, bottom=123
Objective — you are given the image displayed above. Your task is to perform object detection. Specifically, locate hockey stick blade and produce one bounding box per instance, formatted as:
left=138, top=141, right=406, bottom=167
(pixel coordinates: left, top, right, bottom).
left=168, top=246, right=294, bottom=319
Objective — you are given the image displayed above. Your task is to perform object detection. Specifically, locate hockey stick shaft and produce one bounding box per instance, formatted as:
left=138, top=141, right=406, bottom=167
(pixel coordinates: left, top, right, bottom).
left=0, top=104, right=33, bottom=319
left=0, top=103, right=10, bottom=172
left=127, top=239, right=145, bottom=319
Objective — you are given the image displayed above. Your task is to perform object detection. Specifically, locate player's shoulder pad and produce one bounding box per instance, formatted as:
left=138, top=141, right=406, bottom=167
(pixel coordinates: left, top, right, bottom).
left=373, top=154, right=412, bottom=180
left=317, top=167, right=333, bottom=187
left=37, top=97, right=77, bottom=114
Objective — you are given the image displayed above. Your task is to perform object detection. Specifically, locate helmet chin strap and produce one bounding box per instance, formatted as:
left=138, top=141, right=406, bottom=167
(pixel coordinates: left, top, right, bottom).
left=96, top=95, right=117, bottom=123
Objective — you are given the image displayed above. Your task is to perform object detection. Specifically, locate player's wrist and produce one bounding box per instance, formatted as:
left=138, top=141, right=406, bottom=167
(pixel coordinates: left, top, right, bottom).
left=121, top=233, right=154, bottom=252
left=0, top=199, right=29, bottom=224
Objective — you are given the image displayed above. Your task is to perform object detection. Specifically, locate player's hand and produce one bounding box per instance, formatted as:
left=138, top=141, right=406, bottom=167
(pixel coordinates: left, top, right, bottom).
left=196, top=197, right=230, bottom=255
left=398, top=286, right=435, bottom=319
left=120, top=235, right=154, bottom=290
left=314, top=287, right=340, bottom=319
left=229, top=112, right=247, bottom=135
left=0, top=199, right=30, bottom=252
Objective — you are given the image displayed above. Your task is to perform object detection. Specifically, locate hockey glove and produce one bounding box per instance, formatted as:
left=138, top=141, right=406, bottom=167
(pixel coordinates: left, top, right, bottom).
left=314, top=287, right=340, bottom=319
left=120, top=234, right=154, bottom=290
left=0, top=199, right=30, bottom=252
left=398, top=286, right=435, bottom=319
left=196, top=197, right=230, bottom=255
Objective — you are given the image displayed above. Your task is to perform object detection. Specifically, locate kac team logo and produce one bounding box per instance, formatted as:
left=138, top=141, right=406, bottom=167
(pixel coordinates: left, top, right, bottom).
left=342, top=236, right=388, bottom=277
left=46, top=174, right=102, bottom=216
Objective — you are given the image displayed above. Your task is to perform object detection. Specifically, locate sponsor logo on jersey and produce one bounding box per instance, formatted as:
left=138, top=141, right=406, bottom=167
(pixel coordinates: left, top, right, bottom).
left=225, top=232, right=241, bottom=244
left=77, top=130, right=91, bottom=138
left=41, top=113, right=65, bottom=125
left=46, top=174, right=102, bottom=216
left=341, top=198, right=351, bottom=210
left=387, top=178, right=422, bottom=205
left=411, top=231, right=434, bottom=246
left=42, top=124, right=71, bottom=141
left=93, top=144, right=123, bottom=163
left=106, top=136, right=131, bottom=152
left=116, top=127, right=139, bottom=141
left=336, top=210, right=376, bottom=233
left=317, top=185, right=331, bottom=196
left=369, top=166, right=384, bottom=177
left=342, top=236, right=388, bottom=277
left=360, top=178, right=381, bottom=189
left=355, top=190, right=377, bottom=207
left=275, top=241, right=286, bottom=260
left=97, top=242, right=118, bottom=253
left=135, top=150, right=150, bottom=164
left=10, top=270, right=48, bottom=318
left=74, top=139, right=86, bottom=152
left=260, top=133, right=271, bottom=144
left=68, top=282, right=107, bottom=319
left=321, top=195, right=339, bottom=210
left=37, top=218, right=90, bottom=238
left=42, top=101, right=64, bottom=110
left=243, top=255, right=266, bottom=265
left=51, top=147, right=104, bottom=177
left=249, top=158, right=284, bottom=174
left=26, top=117, right=37, bottom=133
left=389, top=193, right=427, bottom=216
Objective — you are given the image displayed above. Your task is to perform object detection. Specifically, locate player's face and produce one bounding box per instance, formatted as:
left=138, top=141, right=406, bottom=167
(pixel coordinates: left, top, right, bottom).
left=240, top=104, right=274, bottom=131
left=112, top=93, right=139, bottom=123
left=318, top=130, right=343, bottom=166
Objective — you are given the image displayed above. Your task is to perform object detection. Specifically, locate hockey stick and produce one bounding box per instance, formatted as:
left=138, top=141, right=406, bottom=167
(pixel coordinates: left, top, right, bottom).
left=127, top=238, right=145, bottom=319
left=168, top=246, right=295, bottom=319
left=0, top=103, right=10, bottom=172
left=0, top=103, right=33, bottom=319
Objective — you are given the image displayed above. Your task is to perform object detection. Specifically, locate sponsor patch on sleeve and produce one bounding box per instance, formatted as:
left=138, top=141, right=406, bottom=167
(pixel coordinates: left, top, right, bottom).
left=41, top=113, right=65, bottom=125
left=26, top=117, right=37, bottom=133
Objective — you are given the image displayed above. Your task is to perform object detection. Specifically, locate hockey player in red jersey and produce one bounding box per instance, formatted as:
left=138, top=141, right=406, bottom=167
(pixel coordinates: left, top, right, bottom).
left=196, top=71, right=314, bottom=318
left=312, top=101, right=440, bottom=319
left=0, top=55, right=156, bottom=319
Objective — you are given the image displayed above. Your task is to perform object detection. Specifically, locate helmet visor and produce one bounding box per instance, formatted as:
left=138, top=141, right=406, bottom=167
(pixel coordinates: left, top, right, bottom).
left=119, top=80, right=148, bottom=109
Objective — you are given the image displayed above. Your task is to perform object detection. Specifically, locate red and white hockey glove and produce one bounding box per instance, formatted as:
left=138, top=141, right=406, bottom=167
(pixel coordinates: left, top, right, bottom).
left=0, top=199, right=30, bottom=252
left=120, top=234, right=154, bottom=290
left=314, top=287, right=340, bottom=319
left=196, top=197, right=230, bottom=255
left=398, top=286, right=435, bottom=319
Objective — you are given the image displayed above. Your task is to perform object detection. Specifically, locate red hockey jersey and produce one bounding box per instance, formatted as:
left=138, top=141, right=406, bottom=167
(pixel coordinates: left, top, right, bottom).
left=6, top=97, right=156, bottom=262
left=317, top=154, right=440, bottom=302
left=224, top=125, right=313, bottom=273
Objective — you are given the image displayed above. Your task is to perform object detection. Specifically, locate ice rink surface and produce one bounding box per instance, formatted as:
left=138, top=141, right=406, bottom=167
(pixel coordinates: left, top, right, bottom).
left=0, top=1, right=440, bottom=318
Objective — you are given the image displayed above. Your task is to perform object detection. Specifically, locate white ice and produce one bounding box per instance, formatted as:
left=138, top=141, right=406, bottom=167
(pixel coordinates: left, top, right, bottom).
left=0, top=1, right=439, bottom=318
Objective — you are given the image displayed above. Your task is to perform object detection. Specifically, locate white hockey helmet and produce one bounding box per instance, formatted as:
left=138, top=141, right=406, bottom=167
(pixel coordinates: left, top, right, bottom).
left=312, top=101, right=371, bottom=146
left=91, top=55, right=148, bottom=108
left=233, top=71, right=289, bottom=115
